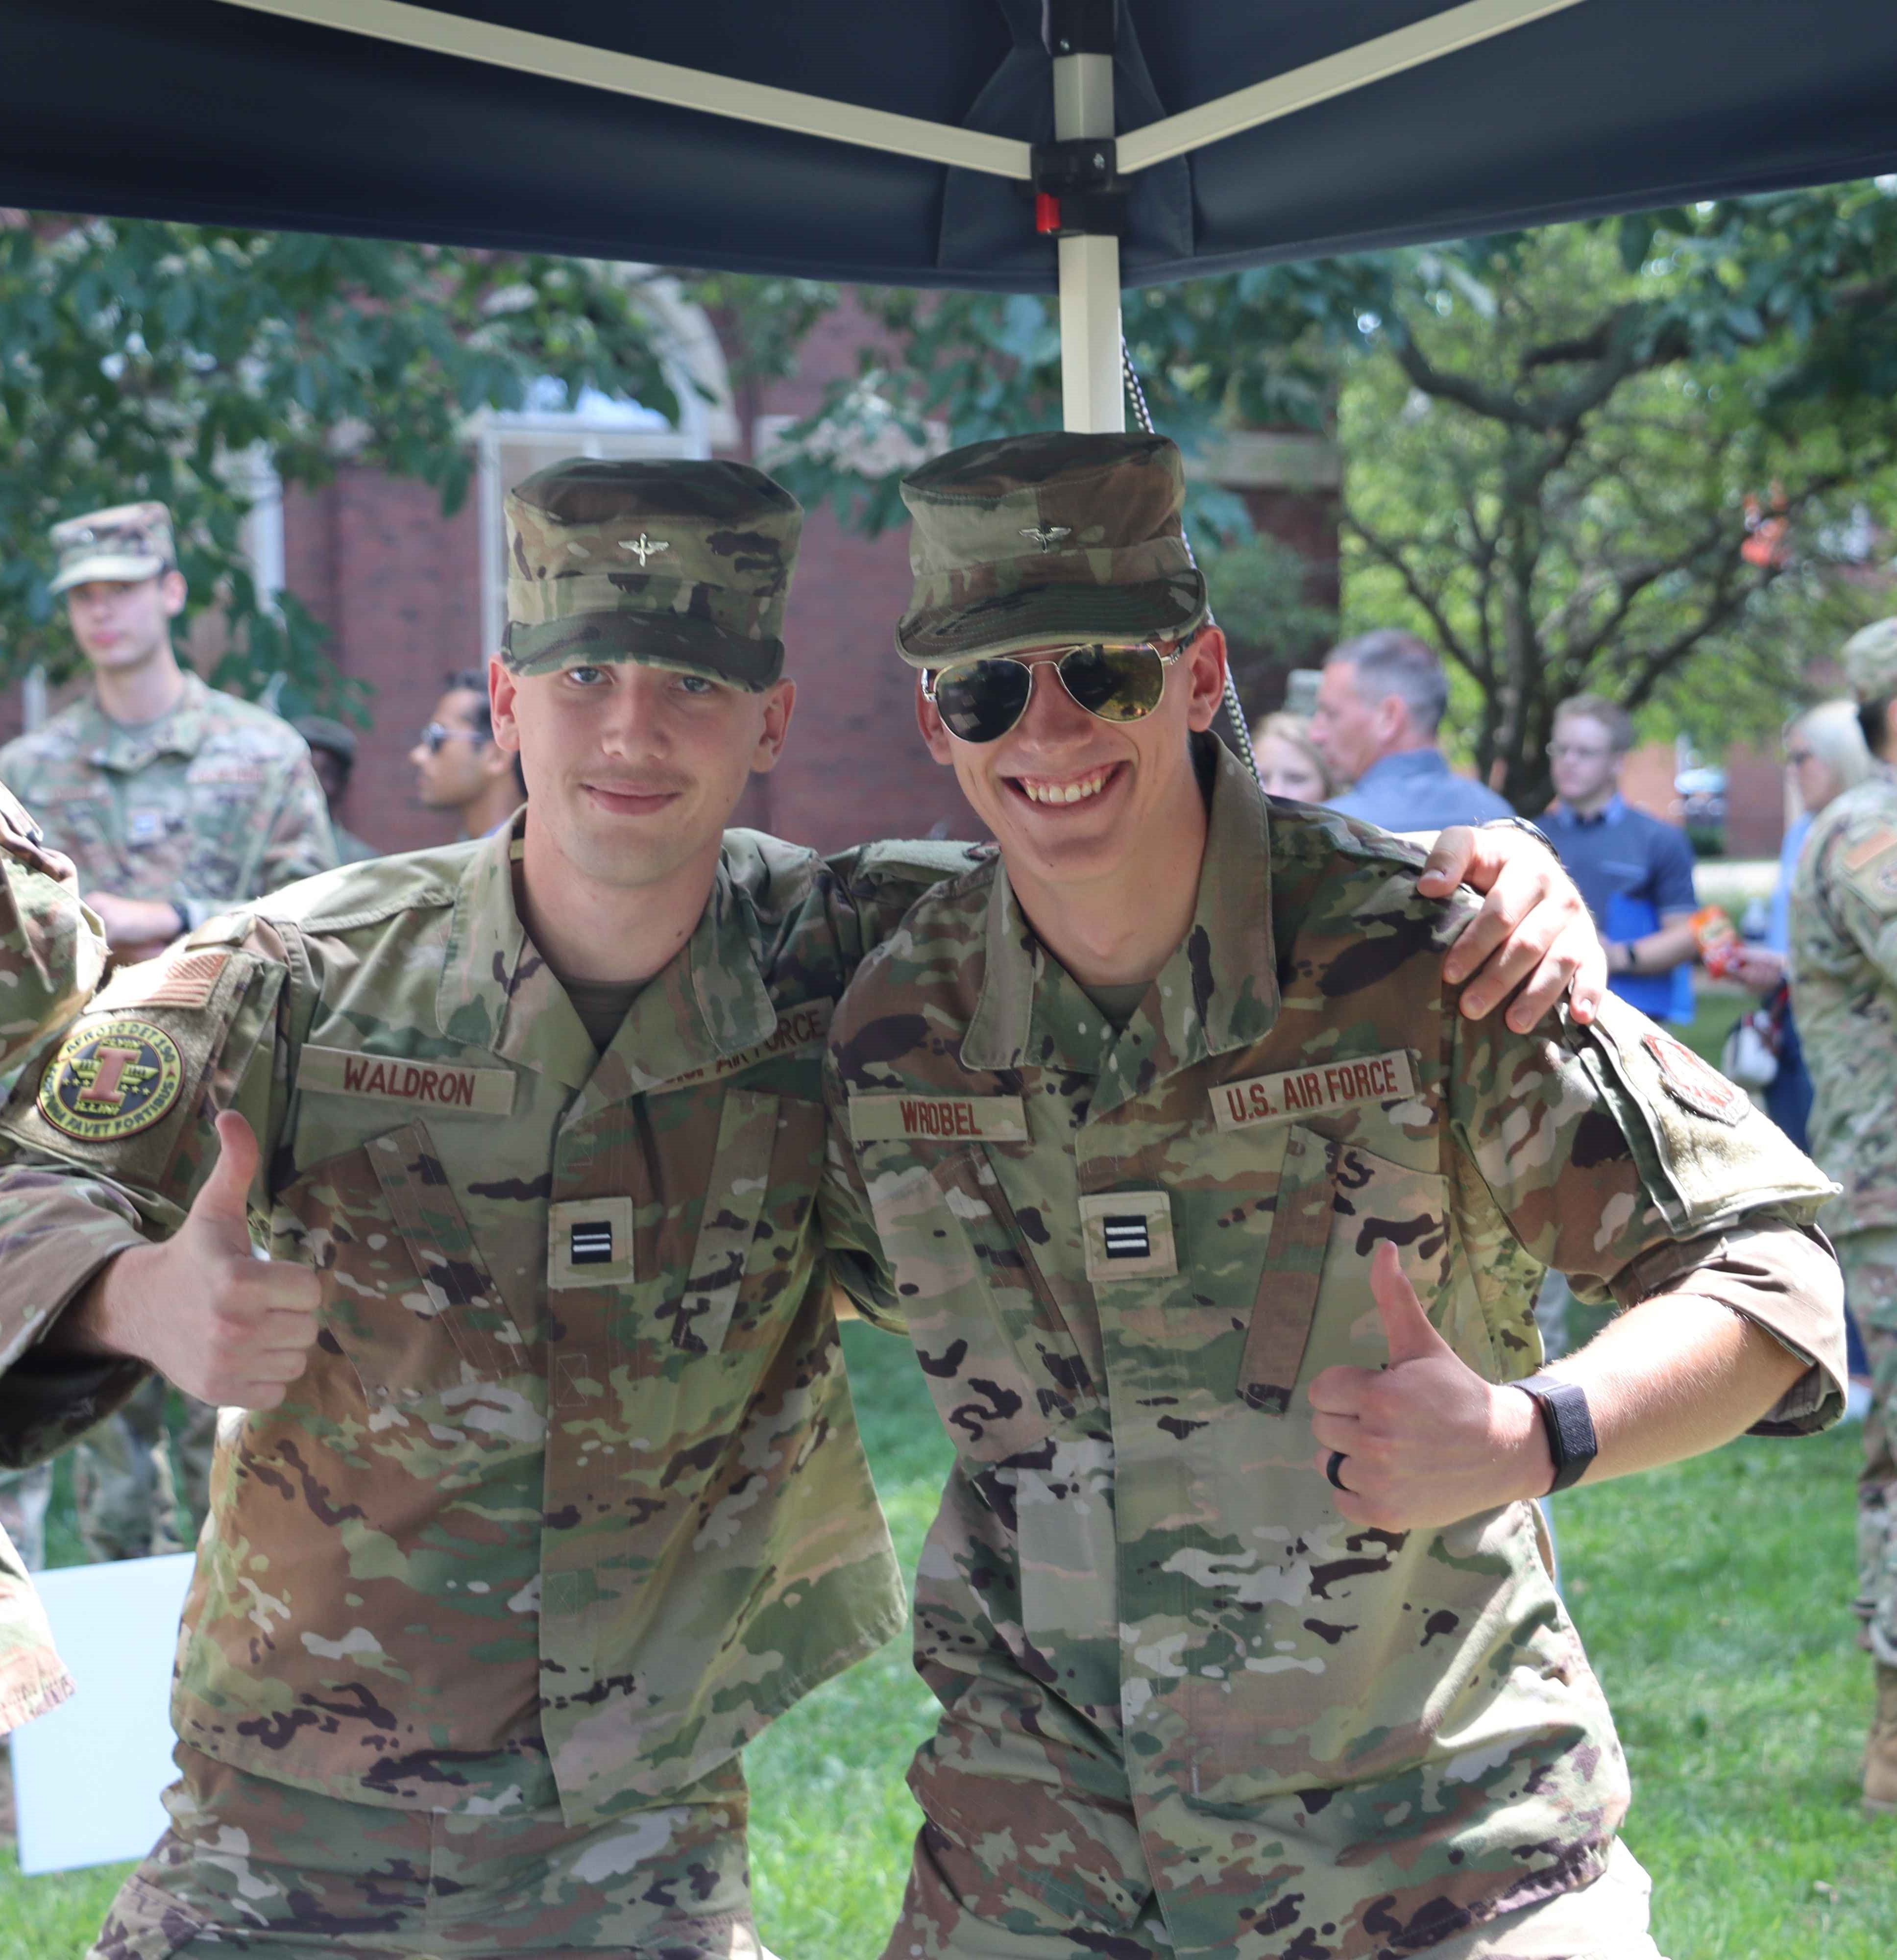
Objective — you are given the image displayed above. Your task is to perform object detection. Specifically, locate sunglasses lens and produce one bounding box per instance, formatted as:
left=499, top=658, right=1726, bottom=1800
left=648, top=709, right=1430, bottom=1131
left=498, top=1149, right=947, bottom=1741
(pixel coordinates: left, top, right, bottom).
left=1059, top=644, right=1166, bottom=722
left=933, top=660, right=1034, bottom=743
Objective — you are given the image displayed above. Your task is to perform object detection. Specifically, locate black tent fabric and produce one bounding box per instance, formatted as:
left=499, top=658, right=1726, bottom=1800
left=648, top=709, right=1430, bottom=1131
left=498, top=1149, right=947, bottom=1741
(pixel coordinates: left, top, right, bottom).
left=4, top=1, right=1896, bottom=287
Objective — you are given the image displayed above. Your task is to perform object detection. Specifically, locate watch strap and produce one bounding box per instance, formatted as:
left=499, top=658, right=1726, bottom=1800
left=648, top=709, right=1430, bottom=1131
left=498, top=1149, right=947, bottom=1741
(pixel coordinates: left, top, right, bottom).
left=1513, top=1372, right=1598, bottom=1494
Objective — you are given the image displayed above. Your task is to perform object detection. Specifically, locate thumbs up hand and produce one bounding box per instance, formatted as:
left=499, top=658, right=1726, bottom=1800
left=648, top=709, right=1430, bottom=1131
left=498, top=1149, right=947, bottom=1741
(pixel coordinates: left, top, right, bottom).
left=1307, top=1241, right=1554, bottom=1531
left=62, top=1112, right=323, bottom=1410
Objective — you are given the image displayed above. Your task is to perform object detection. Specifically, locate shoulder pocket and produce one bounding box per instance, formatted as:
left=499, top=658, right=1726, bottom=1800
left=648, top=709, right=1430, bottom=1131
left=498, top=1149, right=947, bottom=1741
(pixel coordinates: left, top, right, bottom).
left=273, top=1120, right=525, bottom=1405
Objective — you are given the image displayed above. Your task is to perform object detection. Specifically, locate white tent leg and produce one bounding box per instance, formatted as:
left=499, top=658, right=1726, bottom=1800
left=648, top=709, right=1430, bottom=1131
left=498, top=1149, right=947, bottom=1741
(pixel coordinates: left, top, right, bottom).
left=1052, top=49, right=1123, bottom=435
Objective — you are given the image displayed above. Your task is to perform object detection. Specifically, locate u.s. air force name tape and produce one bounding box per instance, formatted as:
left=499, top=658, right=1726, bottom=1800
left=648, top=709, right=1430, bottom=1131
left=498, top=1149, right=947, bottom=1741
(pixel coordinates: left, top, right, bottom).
left=849, top=1093, right=1028, bottom=1145
left=300, top=1045, right=516, bottom=1116
left=1211, top=1049, right=1418, bottom=1131
left=661, top=998, right=834, bottom=1093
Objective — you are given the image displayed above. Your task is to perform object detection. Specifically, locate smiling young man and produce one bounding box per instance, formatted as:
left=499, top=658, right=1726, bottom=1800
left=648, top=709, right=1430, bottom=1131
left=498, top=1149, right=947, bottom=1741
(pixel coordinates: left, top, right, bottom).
left=0, top=454, right=1604, bottom=1960
left=820, top=432, right=1848, bottom=1960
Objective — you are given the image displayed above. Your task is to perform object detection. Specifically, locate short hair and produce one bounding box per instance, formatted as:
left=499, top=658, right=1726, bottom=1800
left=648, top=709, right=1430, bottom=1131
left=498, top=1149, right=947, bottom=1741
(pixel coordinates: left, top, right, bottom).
left=1323, top=631, right=1448, bottom=735
left=1248, top=710, right=1336, bottom=800
left=1553, top=693, right=1635, bottom=757
left=444, top=668, right=494, bottom=743
left=445, top=667, right=526, bottom=796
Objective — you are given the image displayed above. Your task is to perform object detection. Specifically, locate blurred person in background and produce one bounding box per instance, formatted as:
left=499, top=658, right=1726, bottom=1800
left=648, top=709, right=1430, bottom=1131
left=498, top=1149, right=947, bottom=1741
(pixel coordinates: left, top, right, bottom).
left=294, top=715, right=380, bottom=864
left=1311, top=629, right=1513, bottom=828
left=410, top=667, right=527, bottom=839
left=1539, top=693, right=1699, bottom=1024
left=0, top=501, right=335, bottom=1574
left=1789, top=619, right=1897, bottom=1811
left=1249, top=710, right=1334, bottom=802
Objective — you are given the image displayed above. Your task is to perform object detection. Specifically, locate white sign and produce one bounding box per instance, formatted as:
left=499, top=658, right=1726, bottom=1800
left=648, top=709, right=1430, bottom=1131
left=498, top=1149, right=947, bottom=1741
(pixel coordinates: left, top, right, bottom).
left=9, top=1553, right=194, bottom=1875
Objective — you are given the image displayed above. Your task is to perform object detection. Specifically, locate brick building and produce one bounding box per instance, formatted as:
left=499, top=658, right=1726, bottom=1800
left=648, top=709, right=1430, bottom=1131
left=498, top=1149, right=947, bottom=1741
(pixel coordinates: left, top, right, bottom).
left=0, top=284, right=1782, bottom=861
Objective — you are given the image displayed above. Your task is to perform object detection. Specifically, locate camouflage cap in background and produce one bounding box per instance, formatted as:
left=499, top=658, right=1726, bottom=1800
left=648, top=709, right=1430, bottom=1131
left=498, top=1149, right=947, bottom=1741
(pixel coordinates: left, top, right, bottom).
left=502, top=458, right=801, bottom=691
left=1843, top=617, right=1897, bottom=704
left=895, top=431, right=1207, bottom=669
left=293, top=716, right=358, bottom=767
left=49, top=502, right=175, bottom=595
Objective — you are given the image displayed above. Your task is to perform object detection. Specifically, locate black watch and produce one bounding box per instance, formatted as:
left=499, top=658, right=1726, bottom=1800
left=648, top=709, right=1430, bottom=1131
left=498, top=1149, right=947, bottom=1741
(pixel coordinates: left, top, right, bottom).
left=1512, top=1372, right=1598, bottom=1494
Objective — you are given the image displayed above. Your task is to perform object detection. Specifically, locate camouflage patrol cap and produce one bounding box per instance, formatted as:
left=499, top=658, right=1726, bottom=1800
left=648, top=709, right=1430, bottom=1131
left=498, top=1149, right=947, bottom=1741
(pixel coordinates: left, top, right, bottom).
left=502, top=457, right=801, bottom=691
left=895, top=432, right=1206, bottom=668
left=1843, top=617, right=1897, bottom=703
left=49, top=501, right=174, bottom=595
left=293, top=716, right=358, bottom=766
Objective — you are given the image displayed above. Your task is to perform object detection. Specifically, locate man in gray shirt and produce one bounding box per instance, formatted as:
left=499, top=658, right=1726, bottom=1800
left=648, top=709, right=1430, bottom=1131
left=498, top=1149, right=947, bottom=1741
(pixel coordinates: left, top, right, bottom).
left=1311, top=629, right=1513, bottom=829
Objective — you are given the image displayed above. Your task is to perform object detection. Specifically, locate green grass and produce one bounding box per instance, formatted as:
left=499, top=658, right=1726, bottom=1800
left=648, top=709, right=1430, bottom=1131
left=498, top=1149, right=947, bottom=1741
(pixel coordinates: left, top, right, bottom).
left=4, top=975, right=1887, bottom=1960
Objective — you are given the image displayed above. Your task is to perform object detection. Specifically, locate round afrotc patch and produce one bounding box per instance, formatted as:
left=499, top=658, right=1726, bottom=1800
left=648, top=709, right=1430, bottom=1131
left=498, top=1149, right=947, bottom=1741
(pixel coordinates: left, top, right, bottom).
left=1642, top=1030, right=1749, bottom=1126
left=38, top=1018, right=185, bottom=1142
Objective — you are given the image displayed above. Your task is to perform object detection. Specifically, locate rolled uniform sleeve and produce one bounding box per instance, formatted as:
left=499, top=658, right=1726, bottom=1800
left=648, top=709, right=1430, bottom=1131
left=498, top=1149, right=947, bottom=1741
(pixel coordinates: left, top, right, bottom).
left=0, top=914, right=301, bottom=1463
left=819, top=1045, right=905, bottom=1331
left=1449, top=986, right=1846, bottom=1432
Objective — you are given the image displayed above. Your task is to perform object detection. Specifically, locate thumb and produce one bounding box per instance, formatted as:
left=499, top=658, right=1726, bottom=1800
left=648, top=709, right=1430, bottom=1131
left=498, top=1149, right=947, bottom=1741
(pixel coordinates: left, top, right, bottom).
left=189, top=1111, right=259, bottom=1228
left=1371, top=1240, right=1446, bottom=1365
left=1416, top=824, right=1473, bottom=894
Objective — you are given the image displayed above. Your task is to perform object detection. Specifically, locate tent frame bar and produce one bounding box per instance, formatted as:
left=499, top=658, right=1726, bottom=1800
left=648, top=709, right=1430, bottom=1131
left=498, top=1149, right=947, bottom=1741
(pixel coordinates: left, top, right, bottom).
left=215, top=0, right=1588, bottom=189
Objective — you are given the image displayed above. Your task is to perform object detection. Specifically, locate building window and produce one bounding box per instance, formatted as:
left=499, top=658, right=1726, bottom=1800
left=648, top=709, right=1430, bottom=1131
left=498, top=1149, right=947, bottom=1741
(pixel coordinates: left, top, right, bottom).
left=474, top=383, right=708, bottom=660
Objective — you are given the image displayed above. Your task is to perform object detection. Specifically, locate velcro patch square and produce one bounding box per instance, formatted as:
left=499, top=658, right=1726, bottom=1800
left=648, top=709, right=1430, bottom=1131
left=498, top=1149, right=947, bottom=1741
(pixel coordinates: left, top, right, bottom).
left=1079, top=1190, right=1176, bottom=1282
left=548, top=1196, right=635, bottom=1290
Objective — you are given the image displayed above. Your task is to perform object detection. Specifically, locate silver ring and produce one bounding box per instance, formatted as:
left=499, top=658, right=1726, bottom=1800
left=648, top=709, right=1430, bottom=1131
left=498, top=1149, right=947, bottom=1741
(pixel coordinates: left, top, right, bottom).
left=1325, top=1450, right=1349, bottom=1492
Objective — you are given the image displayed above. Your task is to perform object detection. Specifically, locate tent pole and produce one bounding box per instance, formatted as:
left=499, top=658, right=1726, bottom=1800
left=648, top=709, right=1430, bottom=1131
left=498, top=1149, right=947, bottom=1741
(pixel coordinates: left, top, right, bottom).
left=1051, top=24, right=1122, bottom=434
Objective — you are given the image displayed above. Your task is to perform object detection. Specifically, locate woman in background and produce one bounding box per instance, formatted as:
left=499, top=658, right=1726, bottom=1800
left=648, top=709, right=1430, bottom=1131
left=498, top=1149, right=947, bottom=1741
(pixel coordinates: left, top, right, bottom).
left=1251, top=710, right=1335, bottom=802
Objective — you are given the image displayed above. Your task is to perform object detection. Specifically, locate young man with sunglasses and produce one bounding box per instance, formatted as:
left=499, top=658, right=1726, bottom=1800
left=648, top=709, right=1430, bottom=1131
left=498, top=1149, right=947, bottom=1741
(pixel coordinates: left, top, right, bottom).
left=410, top=668, right=531, bottom=839
left=0, top=453, right=1602, bottom=1960
left=821, top=431, right=1848, bottom=1960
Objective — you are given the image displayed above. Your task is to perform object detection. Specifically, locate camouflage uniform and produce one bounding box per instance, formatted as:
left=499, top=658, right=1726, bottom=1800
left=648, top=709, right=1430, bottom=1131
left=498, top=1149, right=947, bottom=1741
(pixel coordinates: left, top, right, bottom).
left=0, top=502, right=339, bottom=1568
left=0, top=459, right=968, bottom=1958
left=0, top=778, right=107, bottom=1731
left=1787, top=618, right=1897, bottom=1800
left=819, top=432, right=1848, bottom=1960
left=294, top=716, right=381, bottom=866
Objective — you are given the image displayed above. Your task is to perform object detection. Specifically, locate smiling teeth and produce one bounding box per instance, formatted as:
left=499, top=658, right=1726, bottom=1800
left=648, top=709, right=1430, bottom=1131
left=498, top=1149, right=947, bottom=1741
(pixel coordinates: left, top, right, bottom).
left=1021, top=771, right=1108, bottom=806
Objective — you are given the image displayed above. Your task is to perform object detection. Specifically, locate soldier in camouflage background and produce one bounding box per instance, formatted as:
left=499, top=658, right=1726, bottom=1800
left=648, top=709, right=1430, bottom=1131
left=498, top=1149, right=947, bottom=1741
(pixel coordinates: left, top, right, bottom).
left=0, top=502, right=338, bottom=1575
left=0, top=453, right=1607, bottom=1958
left=821, top=432, right=1849, bottom=1960
left=1788, top=614, right=1897, bottom=1813
left=0, top=777, right=106, bottom=1739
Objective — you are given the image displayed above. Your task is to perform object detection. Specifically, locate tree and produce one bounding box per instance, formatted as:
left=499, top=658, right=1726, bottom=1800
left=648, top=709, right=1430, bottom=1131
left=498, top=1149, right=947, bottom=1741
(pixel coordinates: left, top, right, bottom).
left=0, top=219, right=680, bottom=712
left=764, top=183, right=1897, bottom=808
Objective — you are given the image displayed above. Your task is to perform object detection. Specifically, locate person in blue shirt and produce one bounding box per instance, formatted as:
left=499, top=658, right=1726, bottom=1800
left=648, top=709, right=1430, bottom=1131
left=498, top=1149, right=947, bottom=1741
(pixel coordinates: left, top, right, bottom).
left=1539, top=693, right=1699, bottom=1022
left=1311, top=630, right=1514, bottom=830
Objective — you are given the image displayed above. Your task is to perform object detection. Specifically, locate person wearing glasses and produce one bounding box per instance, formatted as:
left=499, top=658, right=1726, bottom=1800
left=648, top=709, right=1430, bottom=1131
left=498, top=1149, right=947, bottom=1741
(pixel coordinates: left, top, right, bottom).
left=1539, top=694, right=1701, bottom=1022
left=820, top=431, right=1846, bottom=1960
left=409, top=667, right=530, bottom=839
left=0, top=452, right=1608, bottom=1960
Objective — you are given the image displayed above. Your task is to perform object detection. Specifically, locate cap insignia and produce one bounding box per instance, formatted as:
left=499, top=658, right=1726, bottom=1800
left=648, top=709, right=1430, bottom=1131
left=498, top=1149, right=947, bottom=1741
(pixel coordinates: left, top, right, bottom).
left=619, top=533, right=670, bottom=567
left=1020, top=524, right=1072, bottom=553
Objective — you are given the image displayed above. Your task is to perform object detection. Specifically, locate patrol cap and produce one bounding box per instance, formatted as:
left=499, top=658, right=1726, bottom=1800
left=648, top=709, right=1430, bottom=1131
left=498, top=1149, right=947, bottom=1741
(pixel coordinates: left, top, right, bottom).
left=49, top=501, right=175, bottom=595
left=502, top=457, right=801, bottom=691
left=293, top=716, right=358, bottom=767
left=1842, top=617, right=1897, bottom=703
left=895, top=432, right=1207, bottom=669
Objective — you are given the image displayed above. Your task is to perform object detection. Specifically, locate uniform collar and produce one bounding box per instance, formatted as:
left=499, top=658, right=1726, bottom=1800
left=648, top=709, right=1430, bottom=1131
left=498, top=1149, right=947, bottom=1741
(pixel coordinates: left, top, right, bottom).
left=962, top=738, right=1282, bottom=1111
left=79, top=671, right=213, bottom=772
left=435, top=819, right=779, bottom=1093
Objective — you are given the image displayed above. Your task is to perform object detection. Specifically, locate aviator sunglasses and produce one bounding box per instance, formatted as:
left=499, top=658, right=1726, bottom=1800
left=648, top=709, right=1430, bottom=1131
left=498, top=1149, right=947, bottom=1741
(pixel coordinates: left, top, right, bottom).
left=922, top=640, right=1184, bottom=745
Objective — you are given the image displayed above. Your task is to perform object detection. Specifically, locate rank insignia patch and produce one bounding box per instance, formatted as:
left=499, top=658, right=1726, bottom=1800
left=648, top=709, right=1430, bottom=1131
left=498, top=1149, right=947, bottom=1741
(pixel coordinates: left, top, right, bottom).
left=38, top=1017, right=185, bottom=1142
left=1643, top=1030, right=1750, bottom=1126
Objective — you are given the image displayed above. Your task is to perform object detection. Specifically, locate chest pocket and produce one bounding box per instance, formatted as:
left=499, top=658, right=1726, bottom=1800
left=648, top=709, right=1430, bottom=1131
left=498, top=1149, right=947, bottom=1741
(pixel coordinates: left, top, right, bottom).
left=865, top=1142, right=1098, bottom=1463
left=272, top=1120, right=527, bottom=1406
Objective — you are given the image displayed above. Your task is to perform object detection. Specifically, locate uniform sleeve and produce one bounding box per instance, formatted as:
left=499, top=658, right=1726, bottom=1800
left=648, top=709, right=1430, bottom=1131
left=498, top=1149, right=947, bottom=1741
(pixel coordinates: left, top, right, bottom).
left=1815, top=819, right=1897, bottom=992
left=0, top=915, right=304, bottom=1465
left=1448, top=986, right=1846, bottom=1433
left=1651, top=821, right=1700, bottom=916
left=0, top=788, right=108, bottom=1076
left=817, top=1042, right=906, bottom=1332
left=177, top=752, right=339, bottom=930
left=0, top=1528, right=70, bottom=1737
